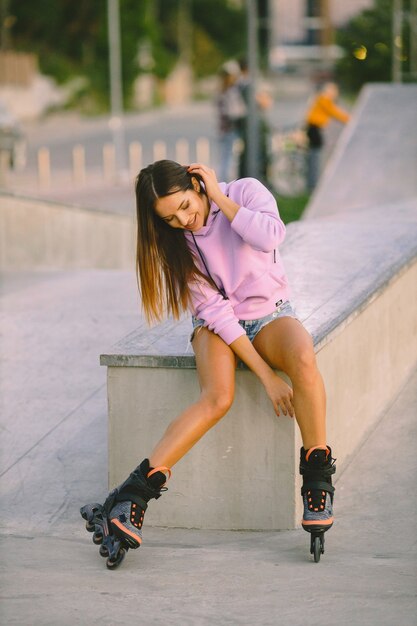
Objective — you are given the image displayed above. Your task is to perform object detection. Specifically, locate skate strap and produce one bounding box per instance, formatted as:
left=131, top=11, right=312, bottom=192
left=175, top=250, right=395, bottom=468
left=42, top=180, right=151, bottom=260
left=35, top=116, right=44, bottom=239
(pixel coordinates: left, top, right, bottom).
left=301, top=481, right=335, bottom=495
left=148, top=466, right=172, bottom=484
left=305, top=446, right=330, bottom=462
left=300, top=465, right=336, bottom=480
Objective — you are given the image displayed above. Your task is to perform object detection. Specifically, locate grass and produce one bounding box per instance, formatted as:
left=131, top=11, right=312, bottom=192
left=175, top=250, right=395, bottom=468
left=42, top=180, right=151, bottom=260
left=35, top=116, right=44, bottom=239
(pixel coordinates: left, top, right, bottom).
left=275, top=193, right=310, bottom=224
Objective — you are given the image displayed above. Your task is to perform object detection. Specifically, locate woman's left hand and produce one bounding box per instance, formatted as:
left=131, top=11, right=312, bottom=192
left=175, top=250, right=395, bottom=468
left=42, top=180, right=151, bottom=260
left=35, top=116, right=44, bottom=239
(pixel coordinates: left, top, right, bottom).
left=188, top=163, right=223, bottom=204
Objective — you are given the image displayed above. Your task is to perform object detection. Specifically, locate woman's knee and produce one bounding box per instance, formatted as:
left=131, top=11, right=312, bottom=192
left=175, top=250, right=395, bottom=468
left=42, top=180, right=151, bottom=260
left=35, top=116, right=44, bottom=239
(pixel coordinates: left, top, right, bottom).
left=201, top=389, right=234, bottom=424
left=287, top=343, right=319, bottom=386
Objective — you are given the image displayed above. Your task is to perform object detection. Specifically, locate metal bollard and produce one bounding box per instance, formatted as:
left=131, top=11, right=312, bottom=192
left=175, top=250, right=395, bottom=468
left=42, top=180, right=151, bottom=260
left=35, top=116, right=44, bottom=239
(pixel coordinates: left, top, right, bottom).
left=153, top=140, right=167, bottom=162
left=72, top=144, right=86, bottom=186
left=103, top=143, right=116, bottom=183
left=175, top=139, right=190, bottom=165
left=129, top=142, right=142, bottom=180
left=38, top=147, right=51, bottom=190
left=196, top=137, right=210, bottom=165
left=0, top=151, right=10, bottom=187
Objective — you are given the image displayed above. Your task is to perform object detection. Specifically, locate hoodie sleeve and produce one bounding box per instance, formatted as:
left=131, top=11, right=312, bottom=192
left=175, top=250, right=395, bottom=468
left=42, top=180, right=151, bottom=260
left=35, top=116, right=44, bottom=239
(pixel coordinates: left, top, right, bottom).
left=189, top=278, right=246, bottom=346
left=229, top=178, right=286, bottom=252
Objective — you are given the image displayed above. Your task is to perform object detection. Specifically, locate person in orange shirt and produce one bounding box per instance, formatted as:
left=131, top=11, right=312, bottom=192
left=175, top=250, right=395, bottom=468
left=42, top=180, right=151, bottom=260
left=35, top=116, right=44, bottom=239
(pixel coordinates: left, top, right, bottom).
left=305, top=82, right=350, bottom=190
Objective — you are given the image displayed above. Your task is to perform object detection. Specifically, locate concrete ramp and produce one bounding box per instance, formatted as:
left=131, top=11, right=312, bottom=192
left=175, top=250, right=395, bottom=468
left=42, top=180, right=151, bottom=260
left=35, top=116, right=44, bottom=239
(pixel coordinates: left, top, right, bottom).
left=305, top=84, right=417, bottom=218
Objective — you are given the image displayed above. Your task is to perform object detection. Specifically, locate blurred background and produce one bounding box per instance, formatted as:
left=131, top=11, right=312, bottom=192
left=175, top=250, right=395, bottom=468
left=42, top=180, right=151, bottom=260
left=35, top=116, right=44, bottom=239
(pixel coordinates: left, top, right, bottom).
left=0, top=0, right=415, bottom=223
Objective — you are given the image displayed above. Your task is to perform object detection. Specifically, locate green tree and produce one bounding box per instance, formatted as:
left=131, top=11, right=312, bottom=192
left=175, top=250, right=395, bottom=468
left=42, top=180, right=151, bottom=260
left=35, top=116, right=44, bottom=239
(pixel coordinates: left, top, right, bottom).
left=7, top=0, right=246, bottom=111
left=336, top=0, right=414, bottom=92
left=191, top=0, right=246, bottom=60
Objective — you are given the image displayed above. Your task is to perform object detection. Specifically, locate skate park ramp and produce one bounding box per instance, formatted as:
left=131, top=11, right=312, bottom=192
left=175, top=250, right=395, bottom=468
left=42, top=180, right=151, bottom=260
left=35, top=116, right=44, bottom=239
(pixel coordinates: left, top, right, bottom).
left=1, top=84, right=417, bottom=625
left=304, top=83, right=417, bottom=218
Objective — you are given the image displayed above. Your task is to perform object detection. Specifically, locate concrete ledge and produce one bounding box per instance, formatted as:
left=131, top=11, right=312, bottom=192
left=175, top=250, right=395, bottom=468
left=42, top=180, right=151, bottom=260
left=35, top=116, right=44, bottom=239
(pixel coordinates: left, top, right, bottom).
left=101, top=198, right=417, bottom=369
left=0, top=191, right=136, bottom=270
left=103, top=201, right=417, bottom=529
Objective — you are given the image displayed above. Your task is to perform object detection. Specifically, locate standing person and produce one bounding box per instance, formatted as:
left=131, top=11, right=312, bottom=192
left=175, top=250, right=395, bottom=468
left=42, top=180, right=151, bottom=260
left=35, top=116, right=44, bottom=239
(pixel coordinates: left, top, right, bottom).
left=237, top=57, right=272, bottom=181
left=305, top=82, right=350, bottom=190
left=81, top=160, right=336, bottom=569
left=216, top=61, right=247, bottom=182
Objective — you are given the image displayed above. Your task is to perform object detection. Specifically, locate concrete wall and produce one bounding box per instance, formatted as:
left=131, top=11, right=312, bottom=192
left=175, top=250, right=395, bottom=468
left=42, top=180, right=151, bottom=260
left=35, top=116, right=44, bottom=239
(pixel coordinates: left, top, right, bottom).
left=317, top=260, right=417, bottom=474
left=0, top=192, right=136, bottom=270
left=108, top=366, right=299, bottom=530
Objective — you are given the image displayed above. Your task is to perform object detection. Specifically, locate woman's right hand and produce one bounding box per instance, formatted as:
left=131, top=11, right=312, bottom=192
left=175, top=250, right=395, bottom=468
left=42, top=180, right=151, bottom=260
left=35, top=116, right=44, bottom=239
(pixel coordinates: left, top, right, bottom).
left=187, top=163, right=222, bottom=202
left=228, top=335, right=294, bottom=417
left=262, top=371, right=294, bottom=418
left=188, top=162, right=241, bottom=223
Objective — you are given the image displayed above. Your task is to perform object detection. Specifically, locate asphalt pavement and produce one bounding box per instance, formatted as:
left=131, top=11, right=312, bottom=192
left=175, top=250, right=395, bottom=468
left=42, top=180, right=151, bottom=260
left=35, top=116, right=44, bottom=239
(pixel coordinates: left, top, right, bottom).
left=0, top=269, right=416, bottom=626
left=4, top=74, right=344, bottom=212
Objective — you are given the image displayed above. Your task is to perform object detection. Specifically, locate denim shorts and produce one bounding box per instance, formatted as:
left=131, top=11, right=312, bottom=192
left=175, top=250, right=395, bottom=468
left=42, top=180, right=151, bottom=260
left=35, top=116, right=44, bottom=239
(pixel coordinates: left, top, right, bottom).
left=191, top=300, right=298, bottom=343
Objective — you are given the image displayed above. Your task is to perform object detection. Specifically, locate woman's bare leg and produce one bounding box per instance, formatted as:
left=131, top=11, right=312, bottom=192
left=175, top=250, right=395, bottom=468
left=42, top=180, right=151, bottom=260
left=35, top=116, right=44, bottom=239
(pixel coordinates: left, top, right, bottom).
left=253, top=317, right=326, bottom=449
left=149, top=328, right=236, bottom=469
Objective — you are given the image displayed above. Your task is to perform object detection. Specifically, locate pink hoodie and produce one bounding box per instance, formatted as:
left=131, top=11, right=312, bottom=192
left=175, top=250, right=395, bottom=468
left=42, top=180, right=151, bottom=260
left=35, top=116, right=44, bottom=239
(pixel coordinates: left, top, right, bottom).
left=185, top=177, right=290, bottom=345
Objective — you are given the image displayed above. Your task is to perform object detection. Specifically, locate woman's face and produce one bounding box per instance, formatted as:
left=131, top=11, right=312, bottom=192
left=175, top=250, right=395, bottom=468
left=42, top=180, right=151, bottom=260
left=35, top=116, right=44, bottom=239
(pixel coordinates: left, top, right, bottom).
left=154, top=180, right=209, bottom=232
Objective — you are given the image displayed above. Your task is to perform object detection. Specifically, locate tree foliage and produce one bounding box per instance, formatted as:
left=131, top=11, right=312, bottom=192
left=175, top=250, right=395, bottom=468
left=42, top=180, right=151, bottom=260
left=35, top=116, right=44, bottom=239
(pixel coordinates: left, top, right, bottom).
left=335, top=0, right=414, bottom=92
left=7, top=0, right=246, bottom=110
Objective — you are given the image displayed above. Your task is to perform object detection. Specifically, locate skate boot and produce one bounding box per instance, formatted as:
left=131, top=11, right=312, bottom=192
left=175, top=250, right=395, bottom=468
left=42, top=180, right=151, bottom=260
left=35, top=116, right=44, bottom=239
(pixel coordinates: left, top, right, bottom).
left=299, top=445, right=336, bottom=562
left=80, top=458, right=171, bottom=569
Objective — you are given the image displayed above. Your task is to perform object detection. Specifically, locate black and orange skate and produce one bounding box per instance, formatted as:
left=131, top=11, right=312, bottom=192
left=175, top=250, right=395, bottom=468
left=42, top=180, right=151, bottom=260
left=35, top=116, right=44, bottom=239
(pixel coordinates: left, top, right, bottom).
left=300, top=446, right=336, bottom=562
left=81, top=459, right=171, bottom=569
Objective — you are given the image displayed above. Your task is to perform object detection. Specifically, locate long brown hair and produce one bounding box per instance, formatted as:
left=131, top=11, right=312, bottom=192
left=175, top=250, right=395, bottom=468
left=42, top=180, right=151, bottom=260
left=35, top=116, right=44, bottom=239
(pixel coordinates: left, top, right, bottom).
left=135, top=159, right=209, bottom=323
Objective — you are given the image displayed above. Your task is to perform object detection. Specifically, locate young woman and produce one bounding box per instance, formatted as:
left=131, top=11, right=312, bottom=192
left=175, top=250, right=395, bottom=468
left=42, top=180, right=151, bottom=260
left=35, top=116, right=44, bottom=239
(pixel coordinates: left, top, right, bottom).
left=81, top=160, right=336, bottom=568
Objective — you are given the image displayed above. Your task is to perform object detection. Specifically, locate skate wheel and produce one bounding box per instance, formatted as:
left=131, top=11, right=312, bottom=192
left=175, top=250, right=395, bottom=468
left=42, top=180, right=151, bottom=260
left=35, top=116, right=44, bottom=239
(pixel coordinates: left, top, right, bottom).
left=85, top=520, right=95, bottom=532
left=93, top=531, right=103, bottom=545
left=313, top=536, right=321, bottom=562
left=311, top=534, right=324, bottom=563
left=80, top=504, right=100, bottom=521
left=99, top=544, right=109, bottom=558
left=106, top=547, right=126, bottom=570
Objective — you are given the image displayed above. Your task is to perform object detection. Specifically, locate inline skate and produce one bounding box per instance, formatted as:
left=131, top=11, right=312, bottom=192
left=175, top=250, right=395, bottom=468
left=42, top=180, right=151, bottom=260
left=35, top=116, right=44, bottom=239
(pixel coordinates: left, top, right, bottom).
left=300, top=445, right=336, bottom=563
left=80, top=458, right=171, bottom=569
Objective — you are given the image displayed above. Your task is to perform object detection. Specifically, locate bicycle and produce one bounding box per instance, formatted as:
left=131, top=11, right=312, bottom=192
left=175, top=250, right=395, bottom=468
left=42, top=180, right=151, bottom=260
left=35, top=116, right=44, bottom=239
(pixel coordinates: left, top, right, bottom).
left=268, top=127, right=308, bottom=197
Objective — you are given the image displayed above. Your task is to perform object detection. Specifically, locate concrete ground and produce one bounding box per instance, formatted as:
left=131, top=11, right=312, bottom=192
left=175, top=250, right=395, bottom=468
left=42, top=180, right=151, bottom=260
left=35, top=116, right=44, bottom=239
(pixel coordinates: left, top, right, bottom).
left=1, top=270, right=416, bottom=626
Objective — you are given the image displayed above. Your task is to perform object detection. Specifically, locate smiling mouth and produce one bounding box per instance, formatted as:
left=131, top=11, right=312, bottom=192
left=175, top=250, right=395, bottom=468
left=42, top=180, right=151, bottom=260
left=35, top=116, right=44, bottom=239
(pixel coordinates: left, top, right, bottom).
left=185, top=215, right=197, bottom=229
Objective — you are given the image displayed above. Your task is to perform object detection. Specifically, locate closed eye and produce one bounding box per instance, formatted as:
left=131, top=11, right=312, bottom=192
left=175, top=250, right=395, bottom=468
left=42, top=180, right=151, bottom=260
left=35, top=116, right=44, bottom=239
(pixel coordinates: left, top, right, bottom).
left=162, top=201, right=189, bottom=223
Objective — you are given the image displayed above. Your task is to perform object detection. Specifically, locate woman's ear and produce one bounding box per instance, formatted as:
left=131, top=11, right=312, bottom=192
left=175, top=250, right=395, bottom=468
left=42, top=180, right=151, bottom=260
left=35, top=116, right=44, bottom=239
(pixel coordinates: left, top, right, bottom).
left=191, top=176, right=201, bottom=193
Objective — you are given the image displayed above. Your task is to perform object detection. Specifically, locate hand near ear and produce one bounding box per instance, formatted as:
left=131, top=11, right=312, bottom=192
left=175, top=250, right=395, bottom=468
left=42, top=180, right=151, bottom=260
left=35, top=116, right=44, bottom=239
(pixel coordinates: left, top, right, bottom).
left=188, top=163, right=240, bottom=224
left=188, top=163, right=223, bottom=204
